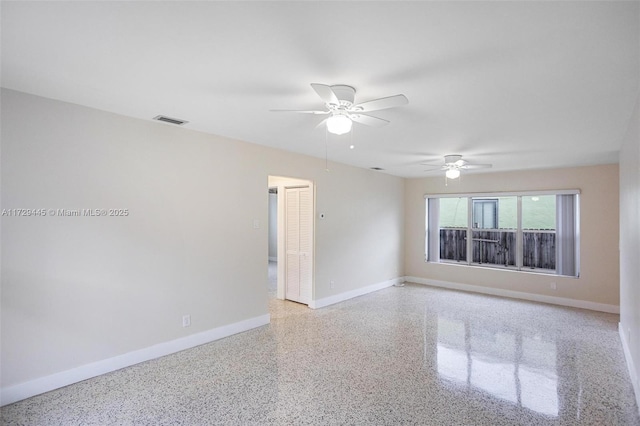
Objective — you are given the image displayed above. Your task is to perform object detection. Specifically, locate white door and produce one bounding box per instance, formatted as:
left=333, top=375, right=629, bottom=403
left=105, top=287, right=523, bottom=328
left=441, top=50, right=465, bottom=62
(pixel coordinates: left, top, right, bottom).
left=285, top=186, right=312, bottom=304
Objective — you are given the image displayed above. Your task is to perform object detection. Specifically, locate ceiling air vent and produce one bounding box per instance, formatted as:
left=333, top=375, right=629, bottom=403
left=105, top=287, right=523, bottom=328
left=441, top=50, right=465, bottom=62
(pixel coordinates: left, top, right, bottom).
left=370, top=167, right=385, bottom=171
left=153, top=115, right=189, bottom=126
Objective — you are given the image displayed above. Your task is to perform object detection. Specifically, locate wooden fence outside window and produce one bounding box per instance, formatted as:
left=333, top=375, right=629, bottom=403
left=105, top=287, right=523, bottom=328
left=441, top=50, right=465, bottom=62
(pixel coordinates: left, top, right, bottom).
left=439, top=228, right=556, bottom=270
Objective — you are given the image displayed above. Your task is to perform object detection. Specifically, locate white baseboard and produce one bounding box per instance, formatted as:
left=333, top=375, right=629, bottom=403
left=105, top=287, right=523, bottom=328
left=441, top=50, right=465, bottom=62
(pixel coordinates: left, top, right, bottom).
left=405, top=276, right=620, bottom=314
left=309, top=277, right=402, bottom=309
left=619, top=323, right=640, bottom=415
left=1, top=314, right=270, bottom=407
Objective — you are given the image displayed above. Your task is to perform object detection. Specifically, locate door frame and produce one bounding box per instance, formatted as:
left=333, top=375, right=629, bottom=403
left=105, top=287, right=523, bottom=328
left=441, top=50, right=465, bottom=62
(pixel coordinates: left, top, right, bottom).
left=268, top=176, right=315, bottom=304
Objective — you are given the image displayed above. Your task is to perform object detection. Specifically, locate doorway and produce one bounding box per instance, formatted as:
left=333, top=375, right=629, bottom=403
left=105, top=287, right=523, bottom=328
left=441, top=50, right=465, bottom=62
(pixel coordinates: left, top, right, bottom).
left=267, top=176, right=315, bottom=305
left=268, top=188, right=278, bottom=297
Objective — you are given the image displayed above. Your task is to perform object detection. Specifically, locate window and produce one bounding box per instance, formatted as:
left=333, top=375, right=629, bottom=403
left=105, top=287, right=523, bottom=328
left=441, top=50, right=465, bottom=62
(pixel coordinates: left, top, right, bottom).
left=426, top=191, right=579, bottom=277
left=472, top=197, right=516, bottom=267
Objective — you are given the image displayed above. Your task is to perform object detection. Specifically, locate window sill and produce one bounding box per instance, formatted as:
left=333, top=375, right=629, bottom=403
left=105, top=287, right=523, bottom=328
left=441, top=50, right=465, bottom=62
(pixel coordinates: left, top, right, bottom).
left=427, top=259, right=578, bottom=278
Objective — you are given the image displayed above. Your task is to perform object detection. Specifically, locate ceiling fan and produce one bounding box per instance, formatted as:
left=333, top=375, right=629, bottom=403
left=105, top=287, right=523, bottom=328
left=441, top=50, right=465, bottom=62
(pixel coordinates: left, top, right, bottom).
left=422, top=155, right=492, bottom=179
left=271, top=83, right=408, bottom=135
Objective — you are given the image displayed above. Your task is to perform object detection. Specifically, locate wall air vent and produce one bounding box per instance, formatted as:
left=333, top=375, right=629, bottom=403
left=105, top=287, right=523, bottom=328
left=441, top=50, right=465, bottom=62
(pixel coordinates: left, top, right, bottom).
left=370, top=167, right=385, bottom=171
left=153, top=115, right=189, bottom=126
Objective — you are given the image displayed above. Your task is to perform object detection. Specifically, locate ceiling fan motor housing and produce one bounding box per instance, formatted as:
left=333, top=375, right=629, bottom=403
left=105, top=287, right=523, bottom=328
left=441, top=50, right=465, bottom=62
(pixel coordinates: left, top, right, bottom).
left=330, top=85, right=356, bottom=107
left=444, top=154, right=463, bottom=165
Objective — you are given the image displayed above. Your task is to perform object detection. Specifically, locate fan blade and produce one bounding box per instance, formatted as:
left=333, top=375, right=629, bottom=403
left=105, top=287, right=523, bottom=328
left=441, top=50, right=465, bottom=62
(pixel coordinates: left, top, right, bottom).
left=270, top=109, right=329, bottom=115
left=423, top=166, right=446, bottom=172
left=353, top=94, right=408, bottom=112
left=461, top=164, right=492, bottom=170
left=311, top=83, right=339, bottom=105
left=350, top=113, right=389, bottom=128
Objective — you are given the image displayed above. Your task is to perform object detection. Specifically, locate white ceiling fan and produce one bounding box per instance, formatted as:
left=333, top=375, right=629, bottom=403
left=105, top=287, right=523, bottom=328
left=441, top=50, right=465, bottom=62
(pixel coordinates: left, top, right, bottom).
left=271, top=84, right=408, bottom=135
left=422, top=155, right=492, bottom=179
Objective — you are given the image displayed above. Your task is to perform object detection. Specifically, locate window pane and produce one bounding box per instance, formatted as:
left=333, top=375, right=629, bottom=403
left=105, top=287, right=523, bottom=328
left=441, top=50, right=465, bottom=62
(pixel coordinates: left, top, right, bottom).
left=522, top=195, right=556, bottom=230
left=522, top=195, right=556, bottom=271
left=472, top=230, right=516, bottom=266
left=439, top=198, right=467, bottom=262
left=497, top=197, right=517, bottom=230
left=472, top=197, right=516, bottom=267
left=440, top=229, right=467, bottom=262
left=439, top=198, right=467, bottom=228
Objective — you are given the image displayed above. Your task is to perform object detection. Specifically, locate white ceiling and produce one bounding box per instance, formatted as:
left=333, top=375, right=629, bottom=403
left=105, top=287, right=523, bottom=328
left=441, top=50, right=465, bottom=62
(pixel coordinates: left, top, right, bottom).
left=2, top=1, right=638, bottom=178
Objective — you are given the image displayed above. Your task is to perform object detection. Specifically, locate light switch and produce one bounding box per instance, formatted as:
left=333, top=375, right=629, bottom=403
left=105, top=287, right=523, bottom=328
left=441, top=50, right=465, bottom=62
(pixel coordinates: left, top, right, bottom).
left=253, top=219, right=260, bottom=229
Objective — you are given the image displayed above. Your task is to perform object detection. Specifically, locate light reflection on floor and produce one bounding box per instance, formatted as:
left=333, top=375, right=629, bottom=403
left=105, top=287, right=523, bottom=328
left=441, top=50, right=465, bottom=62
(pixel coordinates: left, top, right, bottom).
left=437, top=317, right=560, bottom=417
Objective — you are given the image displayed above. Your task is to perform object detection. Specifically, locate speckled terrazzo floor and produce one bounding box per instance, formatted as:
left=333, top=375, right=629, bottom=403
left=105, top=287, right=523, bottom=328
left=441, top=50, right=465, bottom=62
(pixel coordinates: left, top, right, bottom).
left=268, top=260, right=277, bottom=296
left=2, top=283, right=639, bottom=425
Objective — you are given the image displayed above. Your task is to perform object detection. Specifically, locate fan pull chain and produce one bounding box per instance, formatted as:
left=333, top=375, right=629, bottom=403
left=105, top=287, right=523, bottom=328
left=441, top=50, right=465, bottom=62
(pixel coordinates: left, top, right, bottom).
left=350, top=125, right=354, bottom=150
left=325, top=126, right=329, bottom=172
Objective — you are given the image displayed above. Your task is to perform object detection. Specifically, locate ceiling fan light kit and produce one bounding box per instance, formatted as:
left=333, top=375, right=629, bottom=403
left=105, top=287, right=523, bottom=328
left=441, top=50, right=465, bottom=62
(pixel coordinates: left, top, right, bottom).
left=271, top=83, right=408, bottom=136
left=326, top=114, right=352, bottom=135
left=445, top=168, right=461, bottom=179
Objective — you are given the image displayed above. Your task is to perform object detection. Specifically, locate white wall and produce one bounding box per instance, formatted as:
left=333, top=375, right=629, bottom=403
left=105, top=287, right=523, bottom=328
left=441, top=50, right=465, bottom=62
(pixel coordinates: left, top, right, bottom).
left=0, top=89, right=405, bottom=401
left=619, top=95, right=640, bottom=409
left=405, top=164, right=620, bottom=309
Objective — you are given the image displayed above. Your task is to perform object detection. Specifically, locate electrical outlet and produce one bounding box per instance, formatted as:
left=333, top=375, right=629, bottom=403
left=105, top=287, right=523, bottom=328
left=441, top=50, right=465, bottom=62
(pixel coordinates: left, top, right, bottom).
left=182, top=314, right=191, bottom=327
left=550, top=282, right=557, bottom=290
left=330, top=280, right=335, bottom=289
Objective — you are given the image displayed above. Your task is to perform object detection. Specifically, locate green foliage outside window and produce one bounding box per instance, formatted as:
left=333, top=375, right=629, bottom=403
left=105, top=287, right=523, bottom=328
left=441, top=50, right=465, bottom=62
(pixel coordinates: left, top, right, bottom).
left=439, top=196, right=555, bottom=230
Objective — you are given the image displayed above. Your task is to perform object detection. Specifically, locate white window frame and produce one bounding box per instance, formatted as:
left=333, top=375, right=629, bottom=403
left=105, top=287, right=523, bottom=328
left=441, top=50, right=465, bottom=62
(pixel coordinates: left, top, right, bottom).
left=425, top=190, right=580, bottom=277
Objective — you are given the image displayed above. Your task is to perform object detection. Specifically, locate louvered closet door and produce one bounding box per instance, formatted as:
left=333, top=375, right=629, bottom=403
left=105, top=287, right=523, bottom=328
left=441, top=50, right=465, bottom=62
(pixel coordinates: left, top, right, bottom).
left=298, top=187, right=312, bottom=304
left=285, top=188, right=301, bottom=302
left=285, top=187, right=312, bottom=304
